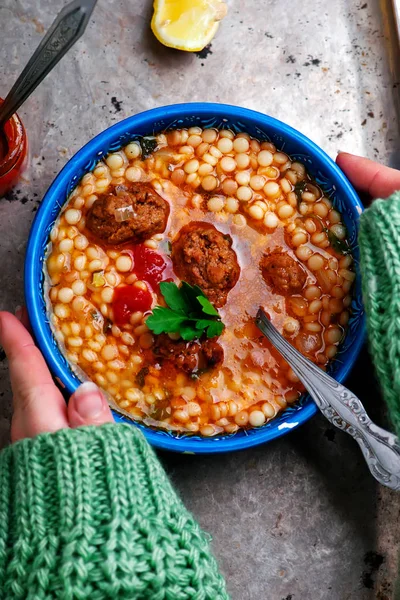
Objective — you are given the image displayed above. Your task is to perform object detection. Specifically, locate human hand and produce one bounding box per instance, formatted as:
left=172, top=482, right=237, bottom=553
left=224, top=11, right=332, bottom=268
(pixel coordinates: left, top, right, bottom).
left=0, top=310, right=113, bottom=443
left=336, top=152, right=400, bottom=200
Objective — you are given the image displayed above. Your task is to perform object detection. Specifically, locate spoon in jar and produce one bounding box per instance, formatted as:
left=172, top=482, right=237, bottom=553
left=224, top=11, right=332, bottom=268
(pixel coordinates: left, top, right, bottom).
left=0, top=0, right=97, bottom=156
left=255, top=308, right=400, bottom=491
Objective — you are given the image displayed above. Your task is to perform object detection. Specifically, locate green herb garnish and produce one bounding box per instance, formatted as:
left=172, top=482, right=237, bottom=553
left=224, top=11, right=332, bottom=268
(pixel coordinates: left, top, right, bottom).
left=146, top=281, right=225, bottom=341
left=136, top=366, right=149, bottom=388
left=326, top=229, right=351, bottom=255
left=138, top=136, right=158, bottom=158
left=294, top=181, right=308, bottom=206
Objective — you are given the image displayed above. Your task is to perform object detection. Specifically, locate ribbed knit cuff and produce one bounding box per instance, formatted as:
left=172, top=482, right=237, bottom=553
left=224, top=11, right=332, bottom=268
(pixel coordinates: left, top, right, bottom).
left=359, top=191, right=400, bottom=437
left=0, top=424, right=229, bottom=600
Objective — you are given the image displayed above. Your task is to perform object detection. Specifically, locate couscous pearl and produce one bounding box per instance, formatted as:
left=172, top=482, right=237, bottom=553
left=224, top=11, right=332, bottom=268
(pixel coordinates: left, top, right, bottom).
left=207, top=196, right=224, bottom=212
left=64, top=209, right=81, bottom=225
left=264, top=181, right=280, bottom=198
left=302, top=191, right=316, bottom=203
left=201, top=175, right=218, bottom=191
left=209, top=146, right=222, bottom=159
left=125, top=167, right=142, bottom=182
left=74, top=255, right=87, bottom=271
left=96, top=178, right=110, bottom=192
left=184, top=159, right=200, bottom=174
left=237, top=186, right=253, bottom=202
left=71, top=280, right=86, bottom=296
left=305, top=285, right=321, bottom=300
left=74, top=235, right=89, bottom=250
left=221, top=178, right=238, bottom=195
left=68, top=337, right=83, bottom=347
left=187, top=135, right=202, bottom=148
left=116, top=256, right=132, bottom=272
left=235, top=153, right=250, bottom=169
left=264, top=212, right=279, bottom=229
left=331, top=224, right=346, bottom=240
left=219, top=129, right=234, bottom=139
left=235, top=411, right=249, bottom=426
left=248, top=204, right=264, bottom=220
left=233, top=137, right=250, bottom=153
left=54, top=303, right=70, bottom=319
left=249, top=410, right=266, bottom=427
left=292, top=232, right=308, bottom=246
left=250, top=175, right=265, bottom=191
left=220, top=157, right=236, bottom=172
left=102, top=345, right=119, bottom=361
left=101, top=287, right=114, bottom=303
left=225, top=197, right=239, bottom=213
left=202, top=129, right=218, bottom=143
left=59, top=239, right=74, bottom=252
left=106, top=153, right=124, bottom=170
left=58, top=287, right=74, bottom=304
left=217, top=138, right=233, bottom=153
left=235, top=171, right=250, bottom=186
left=198, top=163, right=213, bottom=176
left=307, top=254, right=325, bottom=271
left=257, top=150, right=273, bottom=167
left=296, top=245, right=313, bottom=261
left=309, top=299, right=323, bottom=314
left=262, top=402, right=275, bottom=418
left=124, top=142, right=141, bottom=159
left=203, top=153, right=218, bottom=166
left=89, top=259, right=104, bottom=272
left=277, top=204, right=294, bottom=219
left=325, top=327, right=342, bottom=344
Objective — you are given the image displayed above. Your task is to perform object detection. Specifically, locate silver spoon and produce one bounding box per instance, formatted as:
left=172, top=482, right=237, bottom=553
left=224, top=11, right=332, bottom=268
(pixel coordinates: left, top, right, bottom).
left=255, top=308, right=400, bottom=491
left=0, top=0, right=97, bottom=136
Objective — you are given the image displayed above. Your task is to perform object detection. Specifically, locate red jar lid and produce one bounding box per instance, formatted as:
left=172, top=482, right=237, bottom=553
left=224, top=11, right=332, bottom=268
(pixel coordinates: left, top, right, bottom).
left=0, top=98, right=28, bottom=197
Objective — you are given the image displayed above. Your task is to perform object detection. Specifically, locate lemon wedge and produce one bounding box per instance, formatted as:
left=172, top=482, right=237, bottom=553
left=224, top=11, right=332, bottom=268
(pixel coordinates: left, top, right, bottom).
left=151, top=0, right=227, bottom=52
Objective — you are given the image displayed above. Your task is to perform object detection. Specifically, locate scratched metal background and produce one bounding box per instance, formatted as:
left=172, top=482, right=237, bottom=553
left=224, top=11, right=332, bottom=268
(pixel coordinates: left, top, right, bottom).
left=1, top=1, right=400, bottom=598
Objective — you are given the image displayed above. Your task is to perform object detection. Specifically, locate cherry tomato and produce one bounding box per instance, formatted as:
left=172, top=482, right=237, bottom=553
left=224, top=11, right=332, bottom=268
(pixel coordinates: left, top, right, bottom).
left=112, top=285, right=152, bottom=325
left=131, top=244, right=171, bottom=290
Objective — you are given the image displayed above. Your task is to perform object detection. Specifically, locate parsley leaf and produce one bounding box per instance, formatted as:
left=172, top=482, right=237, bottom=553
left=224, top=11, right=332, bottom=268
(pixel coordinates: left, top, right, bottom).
left=146, top=281, right=225, bottom=341
left=146, top=307, right=187, bottom=334
left=159, top=281, right=190, bottom=313
left=327, top=230, right=351, bottom=255
left=197, top=296, right=219, bottom=316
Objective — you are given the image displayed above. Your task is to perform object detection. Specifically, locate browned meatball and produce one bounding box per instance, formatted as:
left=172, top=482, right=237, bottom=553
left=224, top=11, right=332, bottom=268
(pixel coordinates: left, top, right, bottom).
left=171, top=222, right=240, bottom=307
left=153, top=334, right=224, bottom=375
left=260, top=251, right=307, bottom=294
left=86, top=183, right=169, bottom=244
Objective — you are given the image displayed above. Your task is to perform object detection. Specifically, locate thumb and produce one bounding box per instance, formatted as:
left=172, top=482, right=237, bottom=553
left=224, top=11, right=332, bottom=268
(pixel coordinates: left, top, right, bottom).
left=68, top=382, right=114, bottom=428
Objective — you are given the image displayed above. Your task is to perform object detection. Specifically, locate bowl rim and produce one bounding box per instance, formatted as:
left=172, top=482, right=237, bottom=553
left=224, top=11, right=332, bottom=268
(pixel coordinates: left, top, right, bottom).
left=24, top=102, right=365, bottom=454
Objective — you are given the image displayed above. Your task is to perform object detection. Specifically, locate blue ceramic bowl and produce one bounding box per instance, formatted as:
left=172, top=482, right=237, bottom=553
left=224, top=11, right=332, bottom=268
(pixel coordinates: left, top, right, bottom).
left=25, top=103, right=365, bottom=454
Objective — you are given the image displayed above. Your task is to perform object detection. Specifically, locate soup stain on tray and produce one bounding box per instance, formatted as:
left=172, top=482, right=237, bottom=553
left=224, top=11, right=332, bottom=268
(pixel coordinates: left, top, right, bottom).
left=44, top=126, right=355, bottom=437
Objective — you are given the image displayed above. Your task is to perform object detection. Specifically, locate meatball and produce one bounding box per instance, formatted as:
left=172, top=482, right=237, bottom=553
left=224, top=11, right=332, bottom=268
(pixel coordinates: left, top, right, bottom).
left=171, top=222, right=240, bottom=307
left=260, top=251, right=307, bottom=294
left=153, top=334, right=224, bottom=374
left=86, top=183, right=169, bottom=244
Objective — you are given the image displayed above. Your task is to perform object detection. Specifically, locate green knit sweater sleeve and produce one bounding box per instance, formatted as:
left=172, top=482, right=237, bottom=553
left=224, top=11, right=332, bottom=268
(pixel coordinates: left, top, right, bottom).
left=0, top=423, right=229, bottom=600
left=359, top=191, right=400, bottom=437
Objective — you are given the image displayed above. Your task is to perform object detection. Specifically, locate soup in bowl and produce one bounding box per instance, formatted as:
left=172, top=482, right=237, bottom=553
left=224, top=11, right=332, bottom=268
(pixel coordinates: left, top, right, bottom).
left=25, top=104, right=365, bottom=453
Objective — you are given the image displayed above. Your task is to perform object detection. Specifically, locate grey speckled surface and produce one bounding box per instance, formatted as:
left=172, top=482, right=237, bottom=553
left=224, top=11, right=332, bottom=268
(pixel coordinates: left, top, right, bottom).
left=1, top=1, right=400, bottom=598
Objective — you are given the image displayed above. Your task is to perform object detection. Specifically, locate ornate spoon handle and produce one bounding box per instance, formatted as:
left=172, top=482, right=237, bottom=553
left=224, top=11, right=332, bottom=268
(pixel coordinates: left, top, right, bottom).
left=256, top=309, right=400, bottom=491
left=0, top=0, right=97, bottom=128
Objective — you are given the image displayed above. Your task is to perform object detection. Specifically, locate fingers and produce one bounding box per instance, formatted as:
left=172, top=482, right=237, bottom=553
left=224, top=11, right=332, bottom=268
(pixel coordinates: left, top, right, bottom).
left=0, top=311, right=69, bottom=441
left=68, top=382, right=114, bottom=428
left=336, top=152, right=400, bottom=200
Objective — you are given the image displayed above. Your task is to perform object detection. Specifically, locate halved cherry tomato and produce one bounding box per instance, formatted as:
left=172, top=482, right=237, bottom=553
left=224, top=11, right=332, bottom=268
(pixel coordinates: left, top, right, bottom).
left=112, top=285, right=153, bottom=325
left=132, top=244, right=170, bottom=289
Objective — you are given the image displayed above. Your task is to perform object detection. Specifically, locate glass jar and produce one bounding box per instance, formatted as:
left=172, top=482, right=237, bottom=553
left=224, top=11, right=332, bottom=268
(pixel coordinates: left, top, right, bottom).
left=0, top=98, right=28, bottom=197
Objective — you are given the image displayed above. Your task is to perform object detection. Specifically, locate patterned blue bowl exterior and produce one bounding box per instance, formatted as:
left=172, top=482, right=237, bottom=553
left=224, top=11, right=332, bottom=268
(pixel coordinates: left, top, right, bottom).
left=24, top=103, right=365, bottom=454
